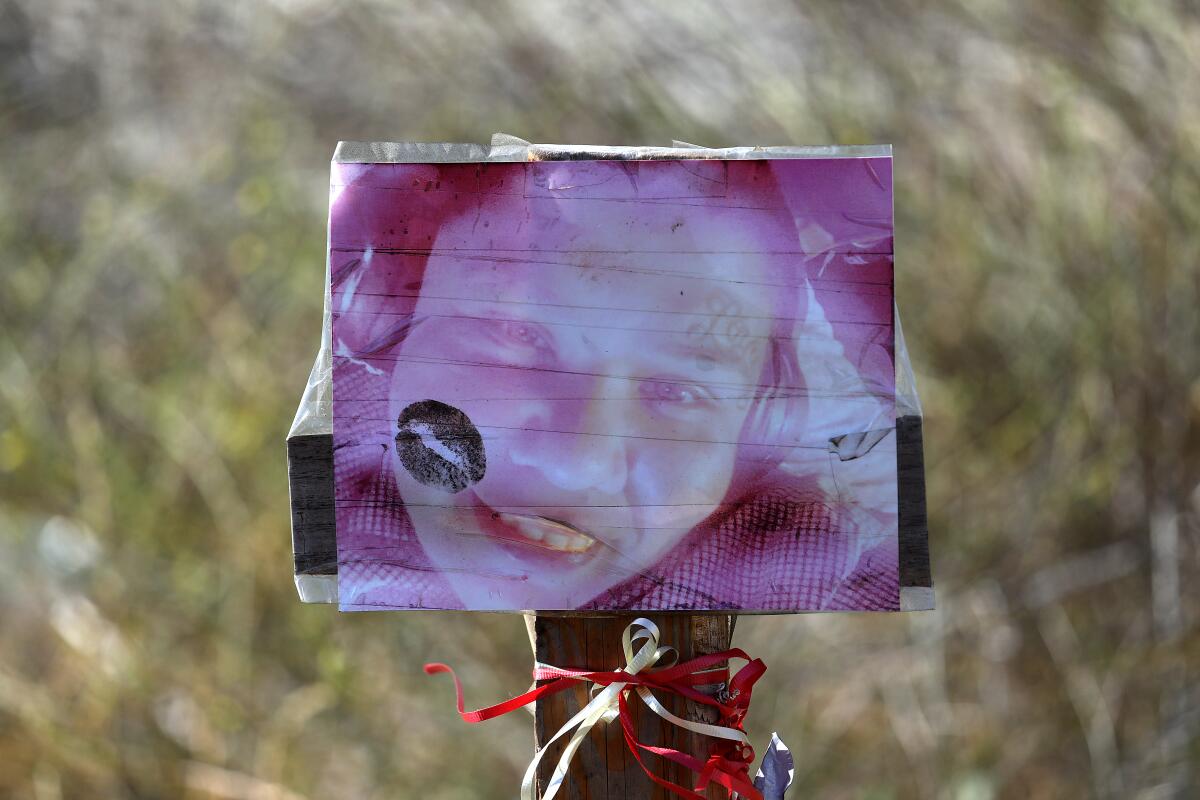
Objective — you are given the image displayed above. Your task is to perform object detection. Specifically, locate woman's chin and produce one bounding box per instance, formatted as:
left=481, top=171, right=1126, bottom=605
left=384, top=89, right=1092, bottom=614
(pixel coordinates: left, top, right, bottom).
left=441, top=571, right=608, bottom=610
left=421, top=536, right=635, bottom=608
left=419, top=519, right=696, bottom=608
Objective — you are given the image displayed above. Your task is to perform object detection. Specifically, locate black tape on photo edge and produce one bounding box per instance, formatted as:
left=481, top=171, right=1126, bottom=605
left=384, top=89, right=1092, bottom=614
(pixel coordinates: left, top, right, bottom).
left=287, top=433, right=337, bottom=575
left=896, top=415, right=932, bottom=589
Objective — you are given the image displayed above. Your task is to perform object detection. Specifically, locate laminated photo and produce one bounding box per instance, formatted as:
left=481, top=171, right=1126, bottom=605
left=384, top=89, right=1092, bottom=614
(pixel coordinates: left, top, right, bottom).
left=329, top=156, right=899, bottom=611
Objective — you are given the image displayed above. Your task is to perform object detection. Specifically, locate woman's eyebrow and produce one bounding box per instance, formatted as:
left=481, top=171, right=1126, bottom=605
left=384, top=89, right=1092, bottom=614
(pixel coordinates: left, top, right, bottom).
left=441, top=304, right=540, bottom=326
left=420, top=307, right=782, bottom=340
left=430, top=303, right=768, bottom=365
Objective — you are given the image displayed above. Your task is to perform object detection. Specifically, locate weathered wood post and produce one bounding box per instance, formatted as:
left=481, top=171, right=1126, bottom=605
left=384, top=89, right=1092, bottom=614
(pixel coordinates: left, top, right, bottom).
left=531, top=614, right=734, bottom=799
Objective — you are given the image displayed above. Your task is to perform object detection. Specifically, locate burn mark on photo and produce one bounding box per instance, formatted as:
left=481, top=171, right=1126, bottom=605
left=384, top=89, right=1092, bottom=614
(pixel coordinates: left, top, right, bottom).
left=395, top=400, right=486, bottom=494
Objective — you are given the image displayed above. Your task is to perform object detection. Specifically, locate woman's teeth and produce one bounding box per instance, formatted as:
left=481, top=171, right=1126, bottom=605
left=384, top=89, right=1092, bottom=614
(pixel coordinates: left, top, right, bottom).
left=498, top=513, right=597, bottom=553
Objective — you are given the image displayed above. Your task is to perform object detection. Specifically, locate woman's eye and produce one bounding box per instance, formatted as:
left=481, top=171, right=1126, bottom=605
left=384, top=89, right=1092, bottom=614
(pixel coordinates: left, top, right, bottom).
left=640, top=380, right=709, bottom=407
left=505, top=322, right=541, bottom=345
left=495, top=320, right=551, bottom=354
left=468, top=319, right=552, bottom=365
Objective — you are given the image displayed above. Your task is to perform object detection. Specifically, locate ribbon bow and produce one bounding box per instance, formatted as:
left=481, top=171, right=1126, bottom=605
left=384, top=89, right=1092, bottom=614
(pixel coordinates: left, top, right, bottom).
left=425, top=618, right=767, bottom=800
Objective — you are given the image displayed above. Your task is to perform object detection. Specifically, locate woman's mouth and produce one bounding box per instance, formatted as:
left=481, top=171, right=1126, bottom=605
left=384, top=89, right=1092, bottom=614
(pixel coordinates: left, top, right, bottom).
left=493, top=512, right=597, bottom=553
left=466, top=499, right=601, bottom=564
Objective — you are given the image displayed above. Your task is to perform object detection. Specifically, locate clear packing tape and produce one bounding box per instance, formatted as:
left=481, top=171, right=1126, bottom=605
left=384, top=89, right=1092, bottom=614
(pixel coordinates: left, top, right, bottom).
left=287, top=134, right=927, bottom=607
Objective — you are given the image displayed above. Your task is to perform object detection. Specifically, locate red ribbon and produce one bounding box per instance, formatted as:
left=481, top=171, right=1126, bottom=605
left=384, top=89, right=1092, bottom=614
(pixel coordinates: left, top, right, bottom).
left=425, top=645, right=767, bottom=799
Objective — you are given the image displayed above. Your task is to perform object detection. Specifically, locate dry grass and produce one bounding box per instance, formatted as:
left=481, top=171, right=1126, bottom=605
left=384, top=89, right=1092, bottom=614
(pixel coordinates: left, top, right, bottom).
left=1, top=1, right=1197, bottom=797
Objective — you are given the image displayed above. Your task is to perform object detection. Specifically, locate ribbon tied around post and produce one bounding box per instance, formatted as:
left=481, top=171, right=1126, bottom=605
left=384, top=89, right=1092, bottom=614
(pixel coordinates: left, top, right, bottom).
left=424, top=618, right=767, bottom=800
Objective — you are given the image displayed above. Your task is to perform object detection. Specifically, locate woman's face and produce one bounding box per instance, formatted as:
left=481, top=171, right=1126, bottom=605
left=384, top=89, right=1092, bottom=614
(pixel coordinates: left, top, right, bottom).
left=387, top=202, right=781, bottom=609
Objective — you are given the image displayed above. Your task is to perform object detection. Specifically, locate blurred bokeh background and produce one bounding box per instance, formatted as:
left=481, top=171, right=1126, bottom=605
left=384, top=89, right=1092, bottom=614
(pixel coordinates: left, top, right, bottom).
left=1, top=1, right=1198, bottom=797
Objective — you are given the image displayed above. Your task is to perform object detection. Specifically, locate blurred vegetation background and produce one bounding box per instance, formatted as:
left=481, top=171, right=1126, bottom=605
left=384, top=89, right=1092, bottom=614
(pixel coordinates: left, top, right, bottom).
left=1, top=1, right=1198, bottom=798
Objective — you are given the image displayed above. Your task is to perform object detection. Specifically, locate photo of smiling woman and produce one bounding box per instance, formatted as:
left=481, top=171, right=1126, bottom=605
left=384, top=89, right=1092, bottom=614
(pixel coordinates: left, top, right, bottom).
left=330, top=156, right=899, bottom=611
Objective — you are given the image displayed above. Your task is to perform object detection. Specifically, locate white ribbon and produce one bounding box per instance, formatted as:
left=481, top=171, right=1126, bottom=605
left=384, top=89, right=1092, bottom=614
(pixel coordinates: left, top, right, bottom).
left=522, top=618, right=751, bottom=800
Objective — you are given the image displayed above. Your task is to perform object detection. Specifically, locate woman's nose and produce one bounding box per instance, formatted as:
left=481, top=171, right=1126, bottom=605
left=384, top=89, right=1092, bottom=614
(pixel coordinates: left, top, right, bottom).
left=508, top=379, right=631, bottom=496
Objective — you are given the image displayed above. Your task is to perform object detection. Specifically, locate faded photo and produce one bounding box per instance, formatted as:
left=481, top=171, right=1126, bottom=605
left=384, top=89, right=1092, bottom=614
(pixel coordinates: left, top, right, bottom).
left=330, top=157, right=898, bottom=611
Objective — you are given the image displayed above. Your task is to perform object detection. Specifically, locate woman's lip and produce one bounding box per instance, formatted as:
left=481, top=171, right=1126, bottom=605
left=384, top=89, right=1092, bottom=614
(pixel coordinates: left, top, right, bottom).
left=496, top=513, right=597, bottom=552
left=467, top=499, right=598, bottom=555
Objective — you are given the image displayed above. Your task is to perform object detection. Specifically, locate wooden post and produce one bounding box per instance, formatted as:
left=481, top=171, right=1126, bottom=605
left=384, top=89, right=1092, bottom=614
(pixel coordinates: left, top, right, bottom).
left=531, top=614, right=735, bottom=799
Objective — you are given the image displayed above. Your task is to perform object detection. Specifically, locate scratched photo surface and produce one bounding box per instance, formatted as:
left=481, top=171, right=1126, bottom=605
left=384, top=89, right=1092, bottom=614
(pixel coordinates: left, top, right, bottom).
left=330, top=157, right=898, bottom=611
